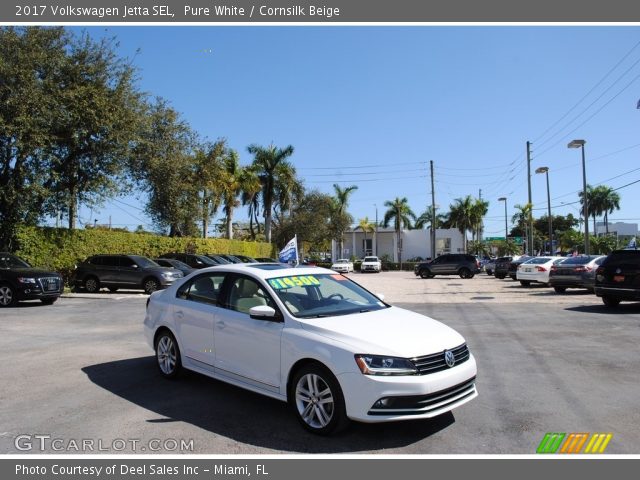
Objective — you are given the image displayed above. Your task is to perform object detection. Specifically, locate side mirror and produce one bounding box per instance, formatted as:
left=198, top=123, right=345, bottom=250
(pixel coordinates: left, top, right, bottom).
left=376, top=293, right=385, bottom=302
left=132, top=264, right=139, bottom=269
left=249, top=305, right=279, bottom=321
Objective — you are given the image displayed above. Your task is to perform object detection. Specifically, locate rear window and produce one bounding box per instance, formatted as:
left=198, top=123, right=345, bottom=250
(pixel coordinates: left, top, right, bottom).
left=561, top=256, right=596, bottom=265
left=603, top=250, right=640, bottom=267
left=524, top=257, right=553, bottom=264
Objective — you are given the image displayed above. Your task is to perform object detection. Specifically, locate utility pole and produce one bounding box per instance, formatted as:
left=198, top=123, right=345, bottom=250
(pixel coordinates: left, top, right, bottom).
left=526, top=141, right=533, bottom=255
left=478, top=188, right=483, bottom=244
left=430, top=160, right=436, bottom=259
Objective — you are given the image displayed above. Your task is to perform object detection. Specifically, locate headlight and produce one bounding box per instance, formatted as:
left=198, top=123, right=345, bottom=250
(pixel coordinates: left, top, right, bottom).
left=161, top=272, right=175, bottom=279
left=354, top=354, right=417, bottom=376
left=17, top=277, right=37, bottom=284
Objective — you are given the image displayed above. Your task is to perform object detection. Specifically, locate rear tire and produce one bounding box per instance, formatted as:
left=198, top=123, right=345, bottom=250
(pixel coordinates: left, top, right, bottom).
left=495, top=274, right=505, bottom=279
left=459, top=268, right=471, bottom=279
left=602, top=296, right=621, bottom=308
left=84, top=276, right=100, bottom=293
left=40, top=298, right=57, bottom=305
left=155, top=330, right=182, bottom=378
left=108, top=287, right=119, bottom=293
left=553, top=286, right=566, bottom=293
left=520, top=280, right=531, bottom=287
left=419, top=270, right=431, bottom=279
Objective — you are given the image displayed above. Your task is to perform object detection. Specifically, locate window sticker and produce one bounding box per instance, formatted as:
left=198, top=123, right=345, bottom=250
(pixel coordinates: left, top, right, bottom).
left=268, top=275, right=321, bottom=289
left=330, top=274, right=348, bottom=281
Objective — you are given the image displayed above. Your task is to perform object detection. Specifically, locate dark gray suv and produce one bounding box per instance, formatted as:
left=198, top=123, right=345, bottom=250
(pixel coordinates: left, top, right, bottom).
left=414, top=254, right=481, bottom=279
left=73, top=255, right=183, bottom=294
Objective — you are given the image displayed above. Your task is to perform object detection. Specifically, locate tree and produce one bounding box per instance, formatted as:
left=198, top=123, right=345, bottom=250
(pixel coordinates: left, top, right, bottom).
left=415, top=206, right=447, bottom=230
left=246, top=143, right=296, bottom=243
left=471, top=198, right=489, bottom=242
left=132, top=98, right=199, bottom=237
left=382, top=197, right=416, bottom=265
left=46, top=31, right=141, bottom=230
left=493, top=239, right=522, bottom=256
left=579, top=185, right=605, bottom=236
left=332, top=184, right=358, bottom=256
left=356, top=217, right=376, bottom=255
left=598, top=186, right=621, bottom=234
left=446, top=196, right=476, bottom=253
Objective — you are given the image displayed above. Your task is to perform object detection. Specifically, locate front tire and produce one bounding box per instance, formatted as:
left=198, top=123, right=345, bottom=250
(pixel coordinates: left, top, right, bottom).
left=554, top=286, right=566, bottom=293
left=290, top=363, right=349, bottom=435
left=419, top=270, right=431, bottom=279
left=155, top=331, right=182, bottom=378
left=0, top=283, right=17, bottom=307
left=520, top=280, right=531, bottom=287
left=143, top=277, right=160, bottom=294
left=459, top=268, right=471, bottom=279
left=41, top=298, right=57, bottom=305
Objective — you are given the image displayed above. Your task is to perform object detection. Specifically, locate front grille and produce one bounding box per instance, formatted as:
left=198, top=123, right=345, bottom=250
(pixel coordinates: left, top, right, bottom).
left=411, top=343, right=470, bottom=375
left=38, top=277, right=62, bottom=293
left=368, top=377, right=477, bottom=415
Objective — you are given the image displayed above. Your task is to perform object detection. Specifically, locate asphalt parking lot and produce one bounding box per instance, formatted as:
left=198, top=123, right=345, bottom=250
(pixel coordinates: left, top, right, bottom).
left=1, top=272, right=639, bottom=454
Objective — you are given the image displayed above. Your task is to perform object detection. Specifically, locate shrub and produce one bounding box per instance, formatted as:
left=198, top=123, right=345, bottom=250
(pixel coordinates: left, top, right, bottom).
left=14, top=226, right=275, bottom=285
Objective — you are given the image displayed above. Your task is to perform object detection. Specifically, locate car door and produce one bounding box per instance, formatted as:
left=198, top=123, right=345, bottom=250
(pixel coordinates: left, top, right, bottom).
left=99, top=256, right=121, bottom=285
left=117, top=256, right=141, bottom=286
left=173, top=272, right=227, bottom=368
left=214, top=274, right=283, bottom=393
left=431, top=255, right=449, bottom=274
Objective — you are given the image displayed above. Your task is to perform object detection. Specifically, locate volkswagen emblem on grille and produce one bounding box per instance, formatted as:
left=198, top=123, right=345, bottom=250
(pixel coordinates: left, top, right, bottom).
left=444, top=350, right=455, bottom=368
left=616, top=268, right=622, bottom=274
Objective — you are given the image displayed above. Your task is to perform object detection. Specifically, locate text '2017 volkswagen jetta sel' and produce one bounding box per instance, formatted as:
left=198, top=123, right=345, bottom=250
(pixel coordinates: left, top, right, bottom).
left=143, top=264, right=477, bottom=434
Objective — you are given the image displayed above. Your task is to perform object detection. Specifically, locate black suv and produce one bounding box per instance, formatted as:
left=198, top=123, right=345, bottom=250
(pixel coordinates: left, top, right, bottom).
left=73, top=255, right=182, bottom=294
left=493, top=256, right=513, bottom=279
left=508, top=255, right=534, bottom=280
left=594, top=249, right=640, bottom=307
left=414, top=254, right=480, bottom=279
left=160, top=253, right=218, bottom=269
left=0, top=252, right=63, bottom=307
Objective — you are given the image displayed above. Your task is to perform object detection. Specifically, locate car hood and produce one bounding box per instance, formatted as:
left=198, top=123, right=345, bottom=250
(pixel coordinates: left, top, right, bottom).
left=7, top=267, right=59, bottom=276
left=297, top=306, right=465, bottom=357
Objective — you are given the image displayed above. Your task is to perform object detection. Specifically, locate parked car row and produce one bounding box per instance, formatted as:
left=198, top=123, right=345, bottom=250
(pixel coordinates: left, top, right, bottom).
left=330, top=256, right=382, bottom=274
left=487, top=250, right=640, bottom=308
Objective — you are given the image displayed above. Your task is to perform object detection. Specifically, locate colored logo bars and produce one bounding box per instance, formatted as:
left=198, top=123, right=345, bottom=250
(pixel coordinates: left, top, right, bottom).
left=537, top=432, right=613, bottom=454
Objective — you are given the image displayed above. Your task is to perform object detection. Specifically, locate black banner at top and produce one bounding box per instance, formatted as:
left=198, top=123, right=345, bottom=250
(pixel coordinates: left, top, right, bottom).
left=4, top=0, right=640, bottom=23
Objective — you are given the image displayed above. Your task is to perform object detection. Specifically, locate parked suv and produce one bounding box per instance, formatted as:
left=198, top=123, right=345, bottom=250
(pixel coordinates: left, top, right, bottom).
left=594, top=249, right=640, bottom=307
left=160, top=253, right=218, bottom=269
left=414, top=254, right=480, bottom=279
left=493, top=256, right=514, bottom=279
left=0, top=252, right=63, bottom=307
left=73, top=255, right=182, bottom=294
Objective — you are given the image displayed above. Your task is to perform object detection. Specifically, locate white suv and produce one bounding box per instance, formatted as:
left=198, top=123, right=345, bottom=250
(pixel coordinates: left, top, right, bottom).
left=360, top=256, right=382, bottom=273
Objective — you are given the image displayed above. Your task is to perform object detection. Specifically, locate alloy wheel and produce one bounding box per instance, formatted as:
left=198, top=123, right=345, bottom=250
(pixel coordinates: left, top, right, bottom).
left=0, top=285, right=14, bottom=306
left=295, top=373, right=335, bottom=430
left=157, top=335, right=177, bottom=375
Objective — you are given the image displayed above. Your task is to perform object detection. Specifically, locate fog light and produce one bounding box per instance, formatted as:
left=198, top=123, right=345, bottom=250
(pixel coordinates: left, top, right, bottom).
left=373, top=398, right=393, bottom=408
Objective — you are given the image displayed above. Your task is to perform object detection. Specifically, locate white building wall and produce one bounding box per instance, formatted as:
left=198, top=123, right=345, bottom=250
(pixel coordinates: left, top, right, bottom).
left=595, top=221, right=638, bottom=236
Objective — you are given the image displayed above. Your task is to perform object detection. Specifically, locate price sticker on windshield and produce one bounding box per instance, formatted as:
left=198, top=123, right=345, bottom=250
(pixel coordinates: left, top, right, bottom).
left=268, top=275, right=321, bottom=289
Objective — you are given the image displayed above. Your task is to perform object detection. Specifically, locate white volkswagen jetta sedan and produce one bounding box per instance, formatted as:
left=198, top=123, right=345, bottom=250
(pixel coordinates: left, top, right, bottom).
left=144, top=263, right=477, bottom=434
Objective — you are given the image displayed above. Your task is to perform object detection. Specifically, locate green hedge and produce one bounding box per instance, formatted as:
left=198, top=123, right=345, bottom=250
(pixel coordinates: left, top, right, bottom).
left=14, top=226, right=275, bottom=284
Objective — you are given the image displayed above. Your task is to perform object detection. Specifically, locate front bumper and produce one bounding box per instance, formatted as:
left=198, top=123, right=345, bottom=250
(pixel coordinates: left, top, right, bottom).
left=361, top=265, right=380, bottom=272
left=337, top=353, right=477, bottom=422
left=16, top=277, right=63, bottom=300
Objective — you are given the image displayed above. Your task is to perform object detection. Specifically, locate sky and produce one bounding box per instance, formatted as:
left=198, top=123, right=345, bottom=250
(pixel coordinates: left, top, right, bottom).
left=63, top=26, right=640, bottom=240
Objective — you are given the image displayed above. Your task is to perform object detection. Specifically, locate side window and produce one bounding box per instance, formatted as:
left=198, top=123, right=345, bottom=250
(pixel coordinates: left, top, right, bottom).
left=90, top=257, right=103, bottom=266
left=227, top=277, right=276, bottom=314
left=104, top=256, right=119, bottom=267
left=119, top=257, right=136, bottom=268
left=177, top=274, right=225, bottom=305
left=595, top=257, right=606, bottom=266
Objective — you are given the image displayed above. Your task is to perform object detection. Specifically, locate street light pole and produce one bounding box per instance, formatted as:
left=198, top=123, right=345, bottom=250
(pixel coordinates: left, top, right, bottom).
left=568, top=140, right=589, bottom=255
left=498, top=197, right=508, bottom=240
left=535, top=167, right=553, bottom=254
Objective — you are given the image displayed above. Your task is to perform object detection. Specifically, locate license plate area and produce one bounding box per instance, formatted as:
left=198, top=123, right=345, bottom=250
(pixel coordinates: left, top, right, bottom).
left=613, top=275, right=625, bottom=283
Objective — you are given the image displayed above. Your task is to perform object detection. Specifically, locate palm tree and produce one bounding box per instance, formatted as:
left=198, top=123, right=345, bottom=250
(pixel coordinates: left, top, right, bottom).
left=470, top=198, right=489, bottom=242
left=218, top=151, right=261, bottom=239
left=597, top=185, right=621, bottom=234
left=579, top=185, right=604, bottom=236
left=415, top=206, right=447, bottom=230
left=246, top=143, right=296, bottom=243
left=382, top=197, right=416, bottom=265
left=332, top=184, right=358, bottom=257
left=357, top=217, right=376, bottom=255
left=447, top=196, right=476, bottom=253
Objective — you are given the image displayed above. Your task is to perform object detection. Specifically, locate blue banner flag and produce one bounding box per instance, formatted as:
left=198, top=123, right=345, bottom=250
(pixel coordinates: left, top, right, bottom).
left=627, top=236, right=637, bottom=249
left=278, top=235, right=299, bottom=264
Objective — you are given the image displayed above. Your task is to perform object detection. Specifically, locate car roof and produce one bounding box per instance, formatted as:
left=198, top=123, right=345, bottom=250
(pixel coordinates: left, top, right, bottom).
left=186, top=263, right=334, bottom=280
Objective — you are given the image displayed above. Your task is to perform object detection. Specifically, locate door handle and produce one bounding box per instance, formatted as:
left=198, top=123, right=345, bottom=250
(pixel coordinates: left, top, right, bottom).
left=175, top=310, right=184, bottom=319
left=216, top=320, right=226, bottom=329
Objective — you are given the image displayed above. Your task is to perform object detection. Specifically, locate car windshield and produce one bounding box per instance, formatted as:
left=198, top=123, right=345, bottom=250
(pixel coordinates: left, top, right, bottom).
left=266, top=273, right=388, bottom=319
left=363, top=257, right=378, bottom=262
left=130, top=256, right=160, bottom=268
left=0, top=253, right=31, bottom=268
left=335, top=259, right=349, bottom=264
left=523, top=257, right=553, bottom=265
